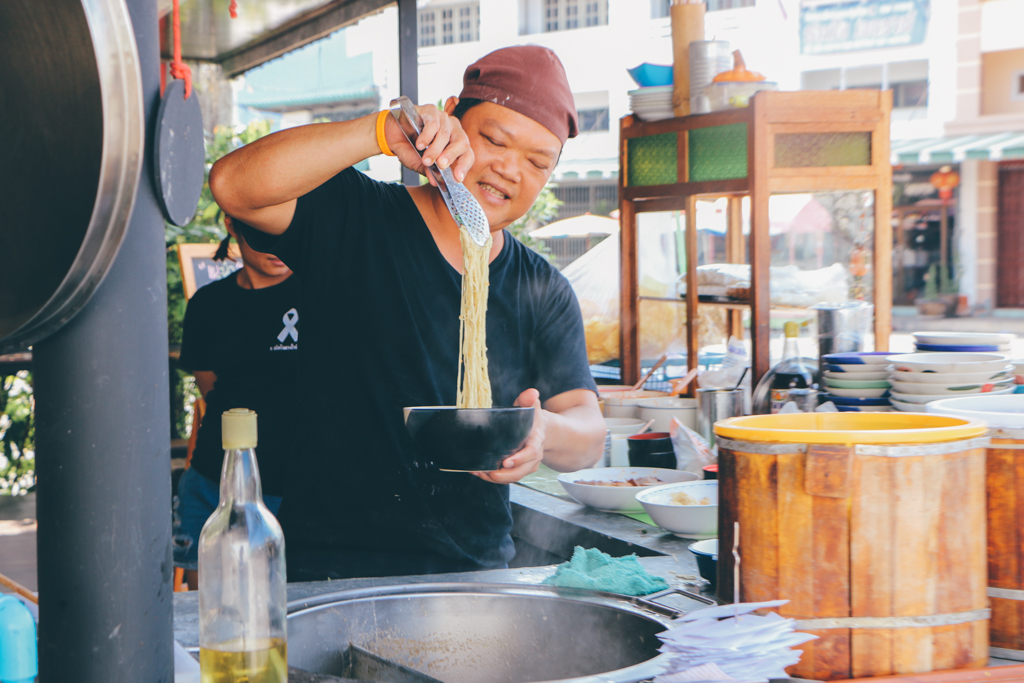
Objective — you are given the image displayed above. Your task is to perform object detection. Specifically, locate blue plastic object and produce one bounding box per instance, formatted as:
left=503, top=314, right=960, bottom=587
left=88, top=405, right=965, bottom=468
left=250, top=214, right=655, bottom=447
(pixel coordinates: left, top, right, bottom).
left=915, top=343, right=1000, bottom=353
left=627, top=63, right=674, bottom=88
left=0, top=595, right=37, bottom=683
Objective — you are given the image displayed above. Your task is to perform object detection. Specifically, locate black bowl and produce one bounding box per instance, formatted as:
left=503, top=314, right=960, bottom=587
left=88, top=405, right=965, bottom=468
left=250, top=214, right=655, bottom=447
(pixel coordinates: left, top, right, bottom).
left=688, top=539, right=718, bottom=589
left=403, top=406, right=534, bottom=472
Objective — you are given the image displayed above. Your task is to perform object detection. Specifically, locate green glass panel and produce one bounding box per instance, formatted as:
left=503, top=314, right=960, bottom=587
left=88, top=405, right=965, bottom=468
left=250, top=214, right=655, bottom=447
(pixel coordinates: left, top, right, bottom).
left=627, top=133, right=678, bottom=186
left=688, top=123, right=748, bottom=182
left=774, top=132, right=871, bottom=168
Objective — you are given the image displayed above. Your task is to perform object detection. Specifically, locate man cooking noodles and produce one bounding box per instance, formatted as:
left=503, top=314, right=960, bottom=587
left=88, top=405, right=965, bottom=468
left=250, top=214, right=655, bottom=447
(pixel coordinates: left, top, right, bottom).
left=210, top=46, right=605, bottom=580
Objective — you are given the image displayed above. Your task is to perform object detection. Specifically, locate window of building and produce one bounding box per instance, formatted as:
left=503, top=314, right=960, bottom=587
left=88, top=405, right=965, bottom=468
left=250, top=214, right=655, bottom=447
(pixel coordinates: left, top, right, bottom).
left=578, top=107, right=610, bottom=132
left=419, top=2, right=479, bottom=47
left=541, top=0, right=606, bottom=32
left=707, top=0, right=755, bottom=11
left=800, top=60, right=928, bottom=109
left=652, top=0, right=670, bottom=18
left=551, top=181, right=618, bottom=220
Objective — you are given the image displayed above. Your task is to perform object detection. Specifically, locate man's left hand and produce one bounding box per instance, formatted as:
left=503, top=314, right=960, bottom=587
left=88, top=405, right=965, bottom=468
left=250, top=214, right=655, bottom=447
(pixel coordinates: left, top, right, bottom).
left=472, top=388, right=545, bottom=484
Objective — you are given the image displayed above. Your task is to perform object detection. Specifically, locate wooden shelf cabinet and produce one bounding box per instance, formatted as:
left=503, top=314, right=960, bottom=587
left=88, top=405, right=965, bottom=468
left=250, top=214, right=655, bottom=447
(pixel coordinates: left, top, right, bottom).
left=617, top=90, right=894, bottom=387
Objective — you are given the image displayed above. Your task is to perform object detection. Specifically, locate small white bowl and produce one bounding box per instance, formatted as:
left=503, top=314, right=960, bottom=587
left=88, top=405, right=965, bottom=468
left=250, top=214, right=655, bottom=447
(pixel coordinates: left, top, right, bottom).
left=637, top=397, right=698, bottom=432
left=890, top=379, right=1012, bottom=396
left=604, top=417, right=646, bottom=435
left=824, top=386, right=890, bottom=398
left=912, top=332, right=1015, bottom=347
left=824, top=370, right=890, bottom=382
left=635, top=481, right=718, bottom=539
left=602, top=390, right=670, bottom=418
left=887, top=353, right=1010, bottom=375
left=557, top=467, right=699, bottom=512
left=927, top=394, right=1024, bottom=429
left=890, top=367, right=1013, bottom=385
left=890, top=386, right=1014, bottom=404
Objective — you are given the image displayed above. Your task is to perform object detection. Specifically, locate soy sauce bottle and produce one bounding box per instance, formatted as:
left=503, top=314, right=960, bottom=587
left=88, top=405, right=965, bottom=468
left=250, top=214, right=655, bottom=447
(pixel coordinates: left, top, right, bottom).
left=766, top=322, right=815, bottom=414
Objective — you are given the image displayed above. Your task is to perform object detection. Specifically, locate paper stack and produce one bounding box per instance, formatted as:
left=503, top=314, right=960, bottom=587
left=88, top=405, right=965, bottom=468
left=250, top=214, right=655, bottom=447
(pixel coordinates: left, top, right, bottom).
left=654, top=600, right=817, bottom=683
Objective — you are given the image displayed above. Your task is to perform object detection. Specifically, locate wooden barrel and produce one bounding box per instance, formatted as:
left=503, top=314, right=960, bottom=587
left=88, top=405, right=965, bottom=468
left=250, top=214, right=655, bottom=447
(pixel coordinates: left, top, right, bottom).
left=981, top=427, right=1024, bottom=660
left=714, top=413, right=990, bottom=681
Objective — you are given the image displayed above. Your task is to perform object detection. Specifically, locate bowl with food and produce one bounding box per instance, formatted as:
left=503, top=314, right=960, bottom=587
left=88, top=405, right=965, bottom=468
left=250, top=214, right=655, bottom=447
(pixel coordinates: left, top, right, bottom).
left=635, top=481, right=718, bottom=539
left=557, top=467, right=699, bottom=512
left=403, top=406, right=533, bottom=472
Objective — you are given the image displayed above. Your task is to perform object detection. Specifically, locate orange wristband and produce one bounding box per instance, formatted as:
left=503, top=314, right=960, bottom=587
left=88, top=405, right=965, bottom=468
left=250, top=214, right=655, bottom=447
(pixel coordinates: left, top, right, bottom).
left=376, top=110, right=396, bottom=157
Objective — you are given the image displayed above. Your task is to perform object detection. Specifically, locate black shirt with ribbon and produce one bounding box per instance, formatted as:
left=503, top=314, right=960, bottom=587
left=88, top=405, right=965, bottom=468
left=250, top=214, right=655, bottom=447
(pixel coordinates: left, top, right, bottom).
left=178, top=273, right=301, bottom=496
left=239, top=168, right=597, bottom=578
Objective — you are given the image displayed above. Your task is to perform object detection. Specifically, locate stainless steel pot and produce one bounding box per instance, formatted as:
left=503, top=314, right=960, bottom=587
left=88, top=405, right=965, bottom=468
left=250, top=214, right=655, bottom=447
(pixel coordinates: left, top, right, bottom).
left=0, top=0, right=143, bottom=353
left=287, top=583, right=710, bottom=683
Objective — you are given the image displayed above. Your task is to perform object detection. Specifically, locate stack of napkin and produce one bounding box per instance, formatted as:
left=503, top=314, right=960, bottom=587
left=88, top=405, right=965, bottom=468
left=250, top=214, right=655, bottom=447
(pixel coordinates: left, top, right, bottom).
left=654, top=600, right=817, bottom=683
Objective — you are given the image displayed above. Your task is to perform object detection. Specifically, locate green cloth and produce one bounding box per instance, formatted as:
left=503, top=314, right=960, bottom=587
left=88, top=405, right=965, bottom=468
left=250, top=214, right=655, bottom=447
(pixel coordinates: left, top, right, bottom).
left=543, top=546, right=669, bottom=596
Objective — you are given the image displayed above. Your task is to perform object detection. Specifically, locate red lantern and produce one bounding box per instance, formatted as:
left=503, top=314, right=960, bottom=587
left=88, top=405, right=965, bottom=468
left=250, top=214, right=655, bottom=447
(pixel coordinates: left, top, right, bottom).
left=930, top=165, right=960, bottom=203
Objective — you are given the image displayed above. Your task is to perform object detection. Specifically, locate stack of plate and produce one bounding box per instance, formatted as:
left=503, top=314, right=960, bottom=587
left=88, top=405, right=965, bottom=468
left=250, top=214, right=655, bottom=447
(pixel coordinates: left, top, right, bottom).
left=887, top=352, right=1015, bottom=411
left=912, top=331, right=1014, bottom=353
left=628, top=86, right=674, bottom=121
left=821, top=352, right=893, bottom=412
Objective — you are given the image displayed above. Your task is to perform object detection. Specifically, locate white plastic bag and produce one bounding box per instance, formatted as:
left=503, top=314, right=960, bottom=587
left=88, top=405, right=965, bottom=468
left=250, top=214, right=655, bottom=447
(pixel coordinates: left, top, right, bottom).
left=670, top=417, right=716, bottom=474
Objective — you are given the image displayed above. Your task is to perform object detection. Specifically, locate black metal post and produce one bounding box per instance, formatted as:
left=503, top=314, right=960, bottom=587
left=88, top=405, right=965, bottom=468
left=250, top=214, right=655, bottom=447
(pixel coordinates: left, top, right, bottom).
left=398, top=0, right=420, bottom=186
left=32, top=0, right=174, bottom=679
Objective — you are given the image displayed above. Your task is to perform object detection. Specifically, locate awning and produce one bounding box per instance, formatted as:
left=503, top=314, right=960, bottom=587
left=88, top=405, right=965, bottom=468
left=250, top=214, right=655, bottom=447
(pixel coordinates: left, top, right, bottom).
left=891, top=132, right=1024, bottom=165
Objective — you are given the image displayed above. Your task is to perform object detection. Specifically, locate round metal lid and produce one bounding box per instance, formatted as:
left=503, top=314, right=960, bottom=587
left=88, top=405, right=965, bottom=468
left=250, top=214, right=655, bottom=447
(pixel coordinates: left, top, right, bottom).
left=0, top=0, right=144, bottom=354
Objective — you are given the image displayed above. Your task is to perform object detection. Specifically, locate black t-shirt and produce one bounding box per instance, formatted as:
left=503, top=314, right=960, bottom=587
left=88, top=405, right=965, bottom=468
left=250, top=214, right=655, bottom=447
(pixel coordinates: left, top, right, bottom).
left=178, top=273, right=300, bottom=496
left=240, top=168, right=597, bottom=570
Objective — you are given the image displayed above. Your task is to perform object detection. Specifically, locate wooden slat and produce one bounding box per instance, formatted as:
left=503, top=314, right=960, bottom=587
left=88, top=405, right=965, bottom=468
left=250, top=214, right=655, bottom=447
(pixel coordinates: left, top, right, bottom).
left=873, top=89, right=893, bottom=351
left=769, top=122, right=879, bottom=134
left=767, top=175, right=882, bottom=193
left=851, top=455, right=893, bottom=635
left=852, top=628, right=894, bottom=679
left=749, top=94, right=771, bottom=386
left=793, top=629, right=852, bottom=681
left=620, top=108, right=749, bottom=139
left=621, top=178, right=749, bottom=201
left=633, top=196, right=687, bottom=213
left=685, top=195, right=699, bottom=384
left=890, top=454, right=940, bottom=673
left=845, top=663, right=1024, bottom=683
left=736, top=450, right=779, bottom=603
left=717, top=447, right=740, bottom=602
left=725, top=196, right=745, bottom=337
left=777, top=452, right=814, bottom=618
left=618, top=115, right=640, bottom=387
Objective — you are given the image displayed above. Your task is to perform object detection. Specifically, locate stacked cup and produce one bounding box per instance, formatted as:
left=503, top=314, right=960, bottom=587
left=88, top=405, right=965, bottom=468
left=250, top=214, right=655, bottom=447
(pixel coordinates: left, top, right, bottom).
left=688, top=41, right=732, bottom=114
left=627, top=432, right=675, bottom=470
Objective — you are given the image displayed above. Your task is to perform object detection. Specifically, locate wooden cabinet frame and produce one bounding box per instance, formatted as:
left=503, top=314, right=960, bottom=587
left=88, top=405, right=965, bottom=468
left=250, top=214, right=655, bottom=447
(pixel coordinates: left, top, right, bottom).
left=618, top=90, right=893, bottom=387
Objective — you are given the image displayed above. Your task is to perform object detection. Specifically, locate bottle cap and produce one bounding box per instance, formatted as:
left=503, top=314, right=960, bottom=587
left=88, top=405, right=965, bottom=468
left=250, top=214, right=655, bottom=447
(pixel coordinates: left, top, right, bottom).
left=783, top=321, right=799, bottom=338
left=222, top=408, right=258, bottom=449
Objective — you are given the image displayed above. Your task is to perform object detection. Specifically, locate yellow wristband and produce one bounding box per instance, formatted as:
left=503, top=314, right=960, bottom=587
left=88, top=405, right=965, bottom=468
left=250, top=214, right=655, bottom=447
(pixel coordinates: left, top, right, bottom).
left=376, top=110, right=396, bottom=157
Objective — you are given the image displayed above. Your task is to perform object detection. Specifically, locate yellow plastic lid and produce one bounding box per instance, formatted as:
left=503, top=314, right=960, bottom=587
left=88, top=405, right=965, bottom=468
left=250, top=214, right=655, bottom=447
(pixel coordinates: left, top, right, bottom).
left=222, top=408, right=258, bottom=449
left=783, top=321, right=799, bottom=337
left=714, top=412, right=987, bottom=445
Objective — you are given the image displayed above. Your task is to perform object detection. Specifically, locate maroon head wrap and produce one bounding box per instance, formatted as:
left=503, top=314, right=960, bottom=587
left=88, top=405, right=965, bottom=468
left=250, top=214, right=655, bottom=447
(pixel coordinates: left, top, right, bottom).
left=459, top=46, right=578, bottom=145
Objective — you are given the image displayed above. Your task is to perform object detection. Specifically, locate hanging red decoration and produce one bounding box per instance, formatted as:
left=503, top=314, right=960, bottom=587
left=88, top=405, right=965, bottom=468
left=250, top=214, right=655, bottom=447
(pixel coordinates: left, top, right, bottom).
left=930, top=165, right=960, bottom=203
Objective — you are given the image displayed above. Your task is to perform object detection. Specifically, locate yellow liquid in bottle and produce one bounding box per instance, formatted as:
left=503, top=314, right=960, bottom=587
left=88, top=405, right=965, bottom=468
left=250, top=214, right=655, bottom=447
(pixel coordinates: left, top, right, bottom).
left=199, top=638, right=287, bottom=683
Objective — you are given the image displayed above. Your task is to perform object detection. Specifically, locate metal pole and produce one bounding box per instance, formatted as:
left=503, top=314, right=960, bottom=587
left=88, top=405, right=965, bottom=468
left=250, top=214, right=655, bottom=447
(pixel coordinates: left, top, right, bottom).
left=32, top=0, right=174, bottom=678
left=398, top=0, right=419, bottom=186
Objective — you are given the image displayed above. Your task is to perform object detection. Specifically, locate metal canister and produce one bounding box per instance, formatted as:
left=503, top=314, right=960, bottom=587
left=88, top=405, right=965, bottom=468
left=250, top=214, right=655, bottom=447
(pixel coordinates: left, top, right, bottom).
left=813, top=301, right=873, bottom=359
left=696, top=388, right=745, bottom=447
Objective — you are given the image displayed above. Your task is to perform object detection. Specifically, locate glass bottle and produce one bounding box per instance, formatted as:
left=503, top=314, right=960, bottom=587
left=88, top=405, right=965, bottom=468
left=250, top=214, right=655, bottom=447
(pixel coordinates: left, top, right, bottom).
left=752, top=322, right=817, bottom=414
left=199, top=409, right=287, bottom=683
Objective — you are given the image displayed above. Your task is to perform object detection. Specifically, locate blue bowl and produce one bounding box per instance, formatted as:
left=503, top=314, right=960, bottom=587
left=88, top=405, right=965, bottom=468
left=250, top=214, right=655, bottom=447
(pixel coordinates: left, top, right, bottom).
left=823, top=394, right=892, bottom=406
left=627, top=63, right=674, bottom=88
left=688, top=539, right=717, bottom=589
left=916, top=343, right=1000, bottom=353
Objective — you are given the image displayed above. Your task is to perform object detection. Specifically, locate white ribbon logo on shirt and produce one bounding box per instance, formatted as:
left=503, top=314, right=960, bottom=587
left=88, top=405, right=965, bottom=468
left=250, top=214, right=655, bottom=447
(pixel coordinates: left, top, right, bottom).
left=277, top=308, right=299, bottom=343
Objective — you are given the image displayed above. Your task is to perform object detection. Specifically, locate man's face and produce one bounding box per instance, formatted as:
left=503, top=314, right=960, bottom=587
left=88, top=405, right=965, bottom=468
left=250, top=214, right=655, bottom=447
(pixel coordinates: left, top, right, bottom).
left=226, top=220, right=292, bottom=279
left=457, top=102, right=561, bottom=233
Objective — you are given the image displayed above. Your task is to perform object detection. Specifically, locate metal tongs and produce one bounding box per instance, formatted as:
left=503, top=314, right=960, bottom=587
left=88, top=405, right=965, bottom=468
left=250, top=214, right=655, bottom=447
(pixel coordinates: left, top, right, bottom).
left=389, top=96, right=490, bottom=247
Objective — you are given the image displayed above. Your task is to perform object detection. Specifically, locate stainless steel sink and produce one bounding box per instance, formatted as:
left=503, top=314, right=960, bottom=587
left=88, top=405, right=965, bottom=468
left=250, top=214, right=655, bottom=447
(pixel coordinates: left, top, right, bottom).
left=286, top=583, right=697, bottom=683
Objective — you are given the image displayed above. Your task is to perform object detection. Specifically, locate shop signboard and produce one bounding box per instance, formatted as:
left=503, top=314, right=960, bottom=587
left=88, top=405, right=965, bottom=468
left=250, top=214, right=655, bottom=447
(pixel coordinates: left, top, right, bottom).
left=800, top=0, right=929, bottom=55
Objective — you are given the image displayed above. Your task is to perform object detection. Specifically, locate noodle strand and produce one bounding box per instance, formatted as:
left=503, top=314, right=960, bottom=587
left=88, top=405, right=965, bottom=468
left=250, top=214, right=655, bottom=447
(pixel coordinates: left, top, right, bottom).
left=456, top=227, right=493, bottom=409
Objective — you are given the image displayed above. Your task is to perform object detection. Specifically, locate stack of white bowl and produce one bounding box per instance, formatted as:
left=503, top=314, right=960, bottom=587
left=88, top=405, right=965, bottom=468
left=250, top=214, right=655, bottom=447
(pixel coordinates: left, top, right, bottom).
left=628, top=86, right=674, bottom=121
left=887, top=352, right=1015, bottom=411
left=820, top=352, right=893, bottom=412
left=911, top=331, right=1013, bottom=354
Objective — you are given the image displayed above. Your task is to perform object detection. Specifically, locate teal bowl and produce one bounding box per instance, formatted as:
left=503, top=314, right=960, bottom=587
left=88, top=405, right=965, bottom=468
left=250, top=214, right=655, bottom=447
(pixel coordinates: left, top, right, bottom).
left=627, top=63, right=674, bottom=88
